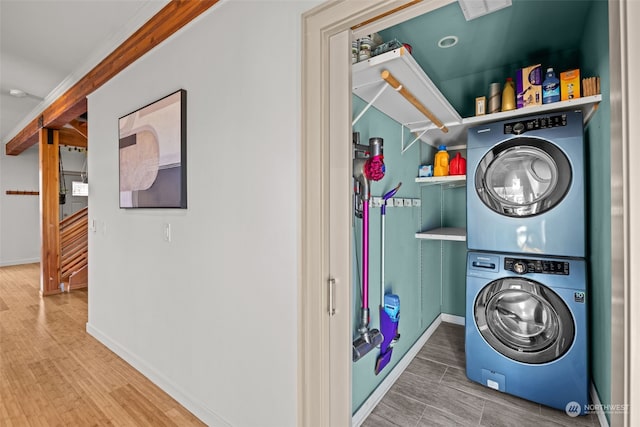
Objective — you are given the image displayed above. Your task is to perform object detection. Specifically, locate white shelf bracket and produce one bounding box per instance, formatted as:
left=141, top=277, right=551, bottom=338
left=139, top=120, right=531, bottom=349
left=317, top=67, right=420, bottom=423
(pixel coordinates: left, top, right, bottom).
left=352, top=82, right=389, bottom=126
left=401, top=126, right=428, bottom=154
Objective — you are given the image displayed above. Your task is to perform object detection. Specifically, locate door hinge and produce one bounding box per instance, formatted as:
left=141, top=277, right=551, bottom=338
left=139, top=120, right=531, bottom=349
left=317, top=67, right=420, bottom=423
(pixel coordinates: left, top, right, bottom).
left=328, top=277, right=336, bottom=316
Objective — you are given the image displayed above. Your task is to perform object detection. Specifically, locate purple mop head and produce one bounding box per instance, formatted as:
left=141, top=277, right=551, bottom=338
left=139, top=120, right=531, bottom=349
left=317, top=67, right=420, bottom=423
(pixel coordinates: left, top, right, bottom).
left=375, top=308, right=399, bottom=375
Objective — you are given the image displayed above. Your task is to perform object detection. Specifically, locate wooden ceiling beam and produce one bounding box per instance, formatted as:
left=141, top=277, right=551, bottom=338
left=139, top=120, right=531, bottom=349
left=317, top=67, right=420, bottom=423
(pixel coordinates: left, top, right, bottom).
left=68, top=119, right=88, bottom=138
left=59, top=128, right=87, bottom=149
left=5, top=0, right=219, bottom=156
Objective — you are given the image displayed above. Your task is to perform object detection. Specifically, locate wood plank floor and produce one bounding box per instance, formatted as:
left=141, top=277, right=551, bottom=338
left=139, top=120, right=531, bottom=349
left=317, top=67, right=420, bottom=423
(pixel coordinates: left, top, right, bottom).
left=363, top=322, right=600, bottom=427
left=0, top=263, right=204, bottom=426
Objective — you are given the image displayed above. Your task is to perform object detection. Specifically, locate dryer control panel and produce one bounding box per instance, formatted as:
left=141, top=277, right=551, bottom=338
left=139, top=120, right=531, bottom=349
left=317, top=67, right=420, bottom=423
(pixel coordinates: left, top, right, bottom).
left=504, top=114, right=568, bottom=135
left=504, top=257, right=570, bottom=275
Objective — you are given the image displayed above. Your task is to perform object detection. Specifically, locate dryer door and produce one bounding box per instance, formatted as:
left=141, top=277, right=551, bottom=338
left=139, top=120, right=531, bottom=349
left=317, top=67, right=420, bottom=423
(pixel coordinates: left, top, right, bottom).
left=474, top=277, right=575, bottom=364
left=475, top=138, right=571, bottom=217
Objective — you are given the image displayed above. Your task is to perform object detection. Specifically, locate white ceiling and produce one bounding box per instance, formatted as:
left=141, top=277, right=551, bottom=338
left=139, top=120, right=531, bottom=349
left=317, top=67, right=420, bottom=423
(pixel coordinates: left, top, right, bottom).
left=0, top=0, right=170, bottom=146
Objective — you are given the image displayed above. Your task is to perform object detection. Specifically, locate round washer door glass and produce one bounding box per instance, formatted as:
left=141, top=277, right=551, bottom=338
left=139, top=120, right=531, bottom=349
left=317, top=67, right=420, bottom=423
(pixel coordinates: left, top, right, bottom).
left=475, top=138, right=571, bottom=217
left=474, top=277, right=574, bottom=364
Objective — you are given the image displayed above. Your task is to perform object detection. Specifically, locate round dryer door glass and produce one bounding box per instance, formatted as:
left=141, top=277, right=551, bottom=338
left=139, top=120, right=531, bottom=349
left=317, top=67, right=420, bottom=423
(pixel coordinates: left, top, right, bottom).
left=474, top=277, right=575, bottom=364
left=475, top=138, right=571, bottom=217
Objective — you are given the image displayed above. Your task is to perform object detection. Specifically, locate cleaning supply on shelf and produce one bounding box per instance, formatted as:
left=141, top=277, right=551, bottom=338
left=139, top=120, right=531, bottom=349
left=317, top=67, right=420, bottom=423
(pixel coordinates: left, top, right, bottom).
left=357, top=36, right=372, bottom=61
left=516, top=64, right=542, bottom=108
left=561, top=69, right=581, bottom=100
left=449, top=152, right=466, bottom=176
left=433, top=145, right=449, bottom=177
left=488, top=82, right=501, bottom=113
left=352, top=40, right=359, bottom=64
left=501, top=77, right=516, bottom=111
left=542, top=67, right=561, bottom=104
left=418, top=164, right=433, bottom=177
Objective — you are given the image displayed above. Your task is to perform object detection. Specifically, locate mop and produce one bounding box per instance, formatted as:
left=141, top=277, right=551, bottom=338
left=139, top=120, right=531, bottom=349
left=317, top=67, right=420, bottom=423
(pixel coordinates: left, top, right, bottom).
left=352, top=137, right=385, bottom=362
left=375, top=183, right=402, bottom=375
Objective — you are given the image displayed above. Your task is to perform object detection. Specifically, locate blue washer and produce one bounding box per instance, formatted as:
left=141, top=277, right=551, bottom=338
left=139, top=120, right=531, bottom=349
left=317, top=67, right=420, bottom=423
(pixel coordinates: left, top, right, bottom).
left=465, top=251, right=589, bottom=415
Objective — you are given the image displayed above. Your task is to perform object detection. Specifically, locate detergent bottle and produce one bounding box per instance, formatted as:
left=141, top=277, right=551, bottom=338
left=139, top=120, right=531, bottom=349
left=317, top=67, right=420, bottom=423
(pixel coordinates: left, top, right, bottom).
left=434, top=145, right=449, bottom=177
left=449, top=152, right=466, bottom=175
left=501, top=77, right=516, bottom=111
left=542, top=68, right=560, bottom=104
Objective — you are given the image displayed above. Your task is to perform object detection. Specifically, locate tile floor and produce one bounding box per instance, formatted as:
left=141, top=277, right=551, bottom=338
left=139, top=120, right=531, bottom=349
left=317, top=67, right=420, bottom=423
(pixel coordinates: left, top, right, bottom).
left=362, top=322, right=600, bottom=427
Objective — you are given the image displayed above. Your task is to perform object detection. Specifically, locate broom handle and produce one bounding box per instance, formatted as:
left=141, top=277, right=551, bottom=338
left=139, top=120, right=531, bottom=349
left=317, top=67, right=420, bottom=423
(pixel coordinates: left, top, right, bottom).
left=381, top=209, right=385, bottom=303
left=380, top=183, right=401, bottom=303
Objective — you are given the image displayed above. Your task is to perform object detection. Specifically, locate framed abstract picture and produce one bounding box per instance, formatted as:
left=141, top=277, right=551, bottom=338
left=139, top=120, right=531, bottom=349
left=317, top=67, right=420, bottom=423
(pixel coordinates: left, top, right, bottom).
left=119, top=89, right=187, bottom=208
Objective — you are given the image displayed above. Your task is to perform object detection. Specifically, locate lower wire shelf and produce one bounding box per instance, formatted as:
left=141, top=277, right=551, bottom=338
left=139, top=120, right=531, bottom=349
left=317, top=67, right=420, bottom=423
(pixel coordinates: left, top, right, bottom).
left=415, top=227, right=466, bottom=242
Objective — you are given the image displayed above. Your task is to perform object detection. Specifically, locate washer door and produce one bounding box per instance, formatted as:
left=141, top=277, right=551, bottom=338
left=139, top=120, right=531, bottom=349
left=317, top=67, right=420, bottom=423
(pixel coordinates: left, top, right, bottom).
left=474, top=277, right=574, bottom=364
left=475, top=138, right=571, bottom=217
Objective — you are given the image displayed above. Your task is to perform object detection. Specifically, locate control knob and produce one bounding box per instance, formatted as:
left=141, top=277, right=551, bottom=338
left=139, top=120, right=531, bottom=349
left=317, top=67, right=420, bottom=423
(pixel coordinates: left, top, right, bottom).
left=513, top=261, right=527, bottom=274
left=512, top=122, right=526, bottom=135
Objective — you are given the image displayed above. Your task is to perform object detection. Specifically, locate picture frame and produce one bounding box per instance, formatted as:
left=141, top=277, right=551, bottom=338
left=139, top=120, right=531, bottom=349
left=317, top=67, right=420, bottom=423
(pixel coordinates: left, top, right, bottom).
left=119, top=89, right=187, bottom=208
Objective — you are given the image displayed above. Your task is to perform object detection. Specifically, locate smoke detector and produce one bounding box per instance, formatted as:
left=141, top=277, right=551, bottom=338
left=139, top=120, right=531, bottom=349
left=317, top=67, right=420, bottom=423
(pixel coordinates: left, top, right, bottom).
left=8, top=88, right=44, bottom=100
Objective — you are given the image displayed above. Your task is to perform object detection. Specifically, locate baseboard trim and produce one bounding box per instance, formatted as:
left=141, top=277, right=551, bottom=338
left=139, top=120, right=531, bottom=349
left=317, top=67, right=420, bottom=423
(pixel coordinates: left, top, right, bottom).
left=85, top=322, right=232, bottom=427
left=352, top=314, right=465, bottom=426
left=0, top=258, right=39, bottom=267
left=441, top=313, right=465, bottom=326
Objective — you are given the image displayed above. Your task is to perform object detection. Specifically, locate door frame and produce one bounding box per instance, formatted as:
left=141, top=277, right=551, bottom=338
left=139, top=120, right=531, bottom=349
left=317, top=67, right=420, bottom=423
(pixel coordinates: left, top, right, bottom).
left=608, top=1, right=639, bottom=426
left=300, top=1, right=638, bottom=425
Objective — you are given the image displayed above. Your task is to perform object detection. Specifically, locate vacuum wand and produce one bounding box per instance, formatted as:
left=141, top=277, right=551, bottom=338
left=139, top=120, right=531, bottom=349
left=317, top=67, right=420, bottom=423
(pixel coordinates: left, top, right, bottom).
left=353, top=137, right=385, bottom=362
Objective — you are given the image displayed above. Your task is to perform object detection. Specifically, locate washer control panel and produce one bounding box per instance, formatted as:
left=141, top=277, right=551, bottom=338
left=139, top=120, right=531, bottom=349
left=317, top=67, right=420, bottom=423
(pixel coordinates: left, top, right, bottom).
left=504, top=113, right=568, bottom=135
left=504, top=257, right=570, bottom=275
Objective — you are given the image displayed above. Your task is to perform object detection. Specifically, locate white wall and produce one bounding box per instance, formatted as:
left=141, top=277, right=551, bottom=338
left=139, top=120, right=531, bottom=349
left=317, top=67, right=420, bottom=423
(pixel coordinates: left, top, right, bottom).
left=0, top=145, right=40, bottom=266
left=86, top=1, right=320, bottom=426
left=0, top=143, right=88, bottom=266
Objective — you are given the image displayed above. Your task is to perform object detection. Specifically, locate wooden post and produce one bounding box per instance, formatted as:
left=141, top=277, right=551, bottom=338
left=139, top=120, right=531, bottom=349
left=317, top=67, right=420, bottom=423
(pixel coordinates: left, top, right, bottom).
left=39, top=128, right=61, bottom=295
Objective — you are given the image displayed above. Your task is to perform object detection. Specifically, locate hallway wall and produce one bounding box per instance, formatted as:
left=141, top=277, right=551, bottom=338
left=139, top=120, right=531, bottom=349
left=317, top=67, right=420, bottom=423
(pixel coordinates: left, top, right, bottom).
left=86, top=1, right=319, bottom=425
left=0, top=145, right=39, bottom=266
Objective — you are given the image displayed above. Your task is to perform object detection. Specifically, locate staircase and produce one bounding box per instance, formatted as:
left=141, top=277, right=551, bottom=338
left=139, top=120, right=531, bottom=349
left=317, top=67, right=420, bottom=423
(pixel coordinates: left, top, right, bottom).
left=60, top=207, right=88, bottom=290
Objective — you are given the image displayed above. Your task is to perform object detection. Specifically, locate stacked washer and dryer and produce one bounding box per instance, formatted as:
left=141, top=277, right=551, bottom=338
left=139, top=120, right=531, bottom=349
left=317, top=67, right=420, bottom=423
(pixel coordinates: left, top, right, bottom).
left=465, top=110, right=589, bottom=415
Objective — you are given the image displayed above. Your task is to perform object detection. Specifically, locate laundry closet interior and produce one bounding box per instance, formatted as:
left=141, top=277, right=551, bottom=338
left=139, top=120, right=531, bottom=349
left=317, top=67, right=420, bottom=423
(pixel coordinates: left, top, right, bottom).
left=349, top=0, right=611, bottom=418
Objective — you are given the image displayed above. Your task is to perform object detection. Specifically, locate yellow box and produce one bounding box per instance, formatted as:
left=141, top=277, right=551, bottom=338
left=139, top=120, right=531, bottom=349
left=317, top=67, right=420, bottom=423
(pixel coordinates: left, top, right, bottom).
left=560, top=69, right=581, bottom=100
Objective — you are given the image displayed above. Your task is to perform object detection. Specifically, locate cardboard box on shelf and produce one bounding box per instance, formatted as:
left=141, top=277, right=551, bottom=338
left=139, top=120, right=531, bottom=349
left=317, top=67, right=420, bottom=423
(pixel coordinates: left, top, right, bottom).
left=475, top=96, right=486, bottom=116
left=516, top=64, right=542, bottom=109
left=561, top=69, right=581, bottom=100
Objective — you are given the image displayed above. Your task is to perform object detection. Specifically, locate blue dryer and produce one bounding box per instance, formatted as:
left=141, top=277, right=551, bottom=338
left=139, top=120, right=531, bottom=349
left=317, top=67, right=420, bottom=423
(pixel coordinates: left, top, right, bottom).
left=465, top=251, right=588, bottom=414
left=466, top=110, right=586, bottom=257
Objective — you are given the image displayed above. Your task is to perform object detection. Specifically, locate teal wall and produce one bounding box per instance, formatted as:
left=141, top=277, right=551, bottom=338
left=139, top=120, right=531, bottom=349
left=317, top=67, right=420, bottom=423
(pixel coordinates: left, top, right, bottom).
left=352, top=97, right=435, bottom=412
left=418, top=145, right=467, bottom=318
left=351, top=97, right=468, bottom=412
left=581, top=0, right=612, bottom=420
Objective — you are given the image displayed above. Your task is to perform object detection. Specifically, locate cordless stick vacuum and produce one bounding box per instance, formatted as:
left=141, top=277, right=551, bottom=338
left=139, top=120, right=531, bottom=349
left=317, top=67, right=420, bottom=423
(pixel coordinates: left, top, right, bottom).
left=353, top=136, right=385, bottom=362
left=375, top=183, right=402, bottom=374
